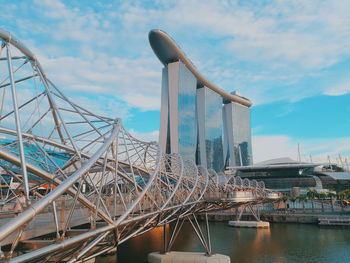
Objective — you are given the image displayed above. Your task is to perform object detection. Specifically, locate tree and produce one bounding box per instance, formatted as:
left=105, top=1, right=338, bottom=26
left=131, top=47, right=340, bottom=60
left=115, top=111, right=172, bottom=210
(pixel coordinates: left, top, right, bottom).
left=344, top=189, right=350, bottom=199
left=298, top=195, right=307, bottom=212
left=338, top=191, right=346, bottom=200
left=282, top=195, right=290, bottom=213
left=338, top=191, right=346, bottom=211
left=327, top=192, right=336, bottom=212
left=327, top=192, right=336, bottom=199
left=282, top=195, right=289, bottom=202
left=290, top=197, right=297, bottom=210
left=318, top=192, right=327, bottom=212
left=307, top=189, right=317, bottom=212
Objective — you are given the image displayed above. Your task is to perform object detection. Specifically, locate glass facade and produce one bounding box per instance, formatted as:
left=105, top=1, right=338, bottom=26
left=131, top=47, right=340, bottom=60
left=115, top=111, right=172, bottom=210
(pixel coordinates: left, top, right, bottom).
left=231, top=102, right=252, bottom=166
left=177, top=63, right=198, bottom=162
left=159, top=61, right=252, bottom=171
left=197, top=87, right=224, bottom=172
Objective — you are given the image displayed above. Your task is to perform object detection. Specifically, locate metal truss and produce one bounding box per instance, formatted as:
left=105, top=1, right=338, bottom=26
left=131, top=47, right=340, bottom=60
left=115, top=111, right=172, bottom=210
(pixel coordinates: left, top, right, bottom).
left=0, top=29, right=280, bottom=262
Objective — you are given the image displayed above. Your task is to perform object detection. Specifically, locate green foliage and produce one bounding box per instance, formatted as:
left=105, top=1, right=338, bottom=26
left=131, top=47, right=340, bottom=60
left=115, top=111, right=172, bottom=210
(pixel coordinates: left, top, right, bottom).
left=282, top=195, right=289, bottom=202
left=318, top=192, right=327, bottom=199
left=298, top=195, right=307, bottom=202
left=289, top=197, right=297, bottom=203
left=306, top=189, right=317, bottom=199
left=327, top=192, right=336, bottom=199
left=337, top=189, right=350, bottom=200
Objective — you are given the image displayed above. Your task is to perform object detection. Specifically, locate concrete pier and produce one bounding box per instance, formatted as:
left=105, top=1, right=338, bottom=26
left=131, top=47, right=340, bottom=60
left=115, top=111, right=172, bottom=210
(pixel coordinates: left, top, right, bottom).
left=228, top=220, right=270, bottom=228
left=148, top=251, right=230, bottom=263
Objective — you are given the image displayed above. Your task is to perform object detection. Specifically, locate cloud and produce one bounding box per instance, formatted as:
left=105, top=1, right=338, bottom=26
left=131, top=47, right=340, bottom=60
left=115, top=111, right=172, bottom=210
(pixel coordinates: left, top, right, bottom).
left=116, top=0, right=350, bottom=105
left=252, top=135, right=350, bottom=164
left=324, top=81, right=350, bottom=96
left=2, top=0, right=350, bottom=146
left=38, top=55, right=161, bottom=112
left=252, top=135, right=298, bottom=163
left=128, top=129, right=159, bottom=142
left=120, top=0, right=350, bottom=69
left=121, top=94, right=160, bottom=111
left=6, top=0, right=350, bottom=111
left=66, top=95, right=131, bottom=120
left=32, top=0, right=113, bottom=46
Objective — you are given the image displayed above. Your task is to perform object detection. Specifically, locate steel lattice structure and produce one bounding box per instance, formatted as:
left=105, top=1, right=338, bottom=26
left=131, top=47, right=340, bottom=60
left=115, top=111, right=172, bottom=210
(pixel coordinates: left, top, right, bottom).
left=0, top=29, right=279, bottom=262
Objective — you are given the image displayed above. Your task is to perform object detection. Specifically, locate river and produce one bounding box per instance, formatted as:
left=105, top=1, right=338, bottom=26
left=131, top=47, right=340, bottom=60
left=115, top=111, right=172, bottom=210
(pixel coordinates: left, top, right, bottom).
left=96, top=222, right=350, bottom=263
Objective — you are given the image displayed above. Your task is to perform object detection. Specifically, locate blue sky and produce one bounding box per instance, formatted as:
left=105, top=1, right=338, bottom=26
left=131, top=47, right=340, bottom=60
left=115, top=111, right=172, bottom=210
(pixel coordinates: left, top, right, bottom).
left=1, top=0, right=350, bottom=163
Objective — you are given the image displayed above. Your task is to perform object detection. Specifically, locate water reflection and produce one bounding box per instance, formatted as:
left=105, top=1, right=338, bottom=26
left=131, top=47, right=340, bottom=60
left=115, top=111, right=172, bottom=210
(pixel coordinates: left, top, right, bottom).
left=96, top=222, right=350, bottom=263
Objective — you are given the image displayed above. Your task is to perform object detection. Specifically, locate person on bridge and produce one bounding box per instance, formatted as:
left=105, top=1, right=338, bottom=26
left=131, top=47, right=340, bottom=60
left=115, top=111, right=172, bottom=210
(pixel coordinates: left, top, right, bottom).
left=14, top=190, right=26, bottom=214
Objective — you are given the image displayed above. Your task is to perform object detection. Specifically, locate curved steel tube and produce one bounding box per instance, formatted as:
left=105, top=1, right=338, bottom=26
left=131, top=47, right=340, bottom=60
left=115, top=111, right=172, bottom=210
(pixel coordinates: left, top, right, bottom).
left=0, top=28, right=279, bottom=262
left=0, top=28, right=45, bottom=76
left=0, top=120, right=121, bottom=242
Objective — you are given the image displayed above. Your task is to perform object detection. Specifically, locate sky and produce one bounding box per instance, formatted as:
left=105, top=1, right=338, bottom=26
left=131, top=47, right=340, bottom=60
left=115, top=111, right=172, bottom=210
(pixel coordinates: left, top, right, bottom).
left=1, top=0, right=350, bottom=164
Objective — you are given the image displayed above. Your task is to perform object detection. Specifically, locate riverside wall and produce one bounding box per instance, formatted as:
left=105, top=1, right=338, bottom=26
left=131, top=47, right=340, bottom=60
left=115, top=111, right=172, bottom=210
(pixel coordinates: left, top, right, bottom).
left=200, top=211, right=350, bottom=224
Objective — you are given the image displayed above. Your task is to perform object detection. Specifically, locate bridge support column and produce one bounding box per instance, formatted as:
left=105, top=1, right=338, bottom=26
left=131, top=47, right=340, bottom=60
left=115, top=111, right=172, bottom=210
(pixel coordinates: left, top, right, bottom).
left=149, top=213, right=230, bottom=263
left=229, top=204, right=269, bottom=228
left=148, top=251, right=230, bottom=263
left=0, top=246, right=4, bottom=260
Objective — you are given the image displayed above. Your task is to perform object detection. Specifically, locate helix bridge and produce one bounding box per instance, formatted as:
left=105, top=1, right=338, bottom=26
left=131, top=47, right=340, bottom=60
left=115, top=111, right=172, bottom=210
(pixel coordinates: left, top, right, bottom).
left=0, top=29, right=279, bottom=262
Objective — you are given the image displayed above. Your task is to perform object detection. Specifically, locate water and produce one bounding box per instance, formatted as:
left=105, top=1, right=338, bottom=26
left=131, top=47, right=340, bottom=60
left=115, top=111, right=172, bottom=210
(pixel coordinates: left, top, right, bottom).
left=96, top=222, right=350, bottom=263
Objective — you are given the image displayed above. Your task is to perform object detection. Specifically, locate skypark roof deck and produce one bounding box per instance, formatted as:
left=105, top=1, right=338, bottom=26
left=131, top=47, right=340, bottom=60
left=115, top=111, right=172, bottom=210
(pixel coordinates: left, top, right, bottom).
left=149, top=29, right=252, bottom=107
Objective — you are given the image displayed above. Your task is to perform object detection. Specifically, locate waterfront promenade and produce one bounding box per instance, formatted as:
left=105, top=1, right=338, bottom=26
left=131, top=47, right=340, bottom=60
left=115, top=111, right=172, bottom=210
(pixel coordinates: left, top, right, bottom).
left=199, top=199, right=350, bottom=227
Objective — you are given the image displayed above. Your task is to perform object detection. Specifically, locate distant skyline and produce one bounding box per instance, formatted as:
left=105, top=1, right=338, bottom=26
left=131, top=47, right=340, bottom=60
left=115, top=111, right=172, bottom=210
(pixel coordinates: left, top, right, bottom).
left=1, top=0, right=349, bottom=163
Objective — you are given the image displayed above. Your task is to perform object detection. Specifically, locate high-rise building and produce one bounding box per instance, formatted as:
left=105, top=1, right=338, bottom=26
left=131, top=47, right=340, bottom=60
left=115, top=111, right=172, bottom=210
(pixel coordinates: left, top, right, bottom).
left=223, top=99, right=252, bottom=166
left=197, top=87, right=225, bottom=172
left=159, top=62, right=198, bottom=162
left=150, top=29, right=253, bottom=172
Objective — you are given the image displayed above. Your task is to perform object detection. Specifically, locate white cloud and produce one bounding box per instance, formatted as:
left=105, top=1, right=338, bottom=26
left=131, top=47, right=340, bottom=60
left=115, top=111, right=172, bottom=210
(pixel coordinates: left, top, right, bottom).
left=324, top=81, right=350, bottom=96
left=252, top=135, right=350, bottom=165
left=252, top=135, right=298, bottom=163
left=128, top=129, right=159, bottom=142
left=121, top=0, right=350, bottom=70
left=116, top=0, right=350, bottom=106
left=3, top=0, right=350, bottom=140
left=121, top=94, right=160, bottom=111
left=67, top=95, right=131, bottom=120
left=3, top=0, right=350, bottom=166
left=32, top=0, right=113, bottom=46
left=38, top=55, right=161, bottom=112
